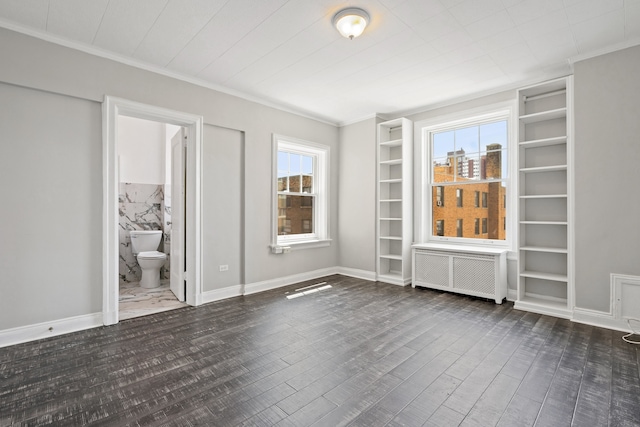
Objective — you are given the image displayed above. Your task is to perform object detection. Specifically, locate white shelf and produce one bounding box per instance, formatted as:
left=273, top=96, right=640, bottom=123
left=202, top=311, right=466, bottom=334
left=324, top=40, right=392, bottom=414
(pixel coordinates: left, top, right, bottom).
left=380, top=159, right=402, bottom=165
left=519, top=107, right=566, bottom=124
left=380, top=178, right=402, bottom=184
left=519, top=194, right=567, bottom=199
left=519, top=136, right=567, bottom=148
left=514, top=295, right=571, bottom=318
left=520, top=270, right=568, bottom=282
left=520, top=246, right=568, bottom=254
left=519, top=165, right=567, bottom=173
left=380, top=236, right=402, bottom=241
left=380, top=199, right=402, bottom=203
left=520, top=220, right=567, bottom=225
left=380, top=254, right=403, bottom=260
left=380, top=217, right=402, bottom=221
left=380, top=138, right=402, bottom=147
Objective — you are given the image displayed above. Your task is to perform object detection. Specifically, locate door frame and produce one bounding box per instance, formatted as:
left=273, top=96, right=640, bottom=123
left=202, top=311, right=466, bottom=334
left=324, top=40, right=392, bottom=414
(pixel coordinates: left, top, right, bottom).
left=102, top=96, right=204, bottom=325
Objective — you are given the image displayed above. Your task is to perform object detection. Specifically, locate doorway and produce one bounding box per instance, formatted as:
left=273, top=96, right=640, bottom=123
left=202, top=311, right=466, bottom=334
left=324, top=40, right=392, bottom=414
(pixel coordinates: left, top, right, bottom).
left=103, top=96, right=204, bottom=325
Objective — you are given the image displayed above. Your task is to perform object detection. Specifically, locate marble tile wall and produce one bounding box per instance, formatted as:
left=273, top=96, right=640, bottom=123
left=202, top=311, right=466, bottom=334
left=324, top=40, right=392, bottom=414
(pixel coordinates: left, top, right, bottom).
left=119, top=183, right=170, bottom=285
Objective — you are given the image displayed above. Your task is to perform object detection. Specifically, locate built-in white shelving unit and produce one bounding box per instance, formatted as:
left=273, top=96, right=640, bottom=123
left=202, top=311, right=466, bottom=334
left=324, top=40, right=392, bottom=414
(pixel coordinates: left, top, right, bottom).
left=377, top=118, right=412, bottom=286
left=515, top=77, right=574, bottom=318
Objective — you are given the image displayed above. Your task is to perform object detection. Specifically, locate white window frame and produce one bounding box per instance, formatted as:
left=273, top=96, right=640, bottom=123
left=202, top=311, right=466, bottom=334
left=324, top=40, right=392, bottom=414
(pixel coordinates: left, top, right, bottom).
left=414, top=101, right=516, bottom=249
left=271, top=134, right=330, bottom=251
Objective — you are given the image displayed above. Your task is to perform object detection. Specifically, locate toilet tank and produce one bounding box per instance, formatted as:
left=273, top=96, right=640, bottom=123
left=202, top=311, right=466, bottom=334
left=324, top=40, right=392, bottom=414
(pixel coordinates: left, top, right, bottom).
left=130, top=230, right=162, bottom=255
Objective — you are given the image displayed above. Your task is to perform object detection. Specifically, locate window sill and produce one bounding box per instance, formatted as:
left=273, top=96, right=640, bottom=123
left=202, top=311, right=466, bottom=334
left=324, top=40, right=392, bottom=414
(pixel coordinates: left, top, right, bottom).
left=271, top=239, right=332, bottom=253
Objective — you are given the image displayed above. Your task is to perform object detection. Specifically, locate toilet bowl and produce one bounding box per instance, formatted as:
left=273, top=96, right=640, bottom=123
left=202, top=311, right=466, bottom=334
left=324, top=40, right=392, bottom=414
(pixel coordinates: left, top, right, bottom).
left=130, top=230, right=167, bottom=289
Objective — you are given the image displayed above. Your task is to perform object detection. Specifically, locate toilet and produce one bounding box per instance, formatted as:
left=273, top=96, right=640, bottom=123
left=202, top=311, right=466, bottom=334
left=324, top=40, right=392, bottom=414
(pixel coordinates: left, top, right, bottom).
left=130, top=230, right=167, bottom=289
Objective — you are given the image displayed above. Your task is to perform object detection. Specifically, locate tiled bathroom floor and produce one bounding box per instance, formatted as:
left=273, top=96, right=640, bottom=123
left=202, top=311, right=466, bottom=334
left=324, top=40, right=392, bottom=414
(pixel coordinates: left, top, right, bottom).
left=119, top=281, right=188, bottom=320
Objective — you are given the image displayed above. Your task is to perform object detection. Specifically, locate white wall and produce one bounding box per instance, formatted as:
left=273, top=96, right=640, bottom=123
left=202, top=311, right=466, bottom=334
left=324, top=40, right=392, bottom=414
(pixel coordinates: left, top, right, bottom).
left=118, top=116, right=166, bottom=185
left=0, top=27, right=338, bottom=332
left=574, top=45, right=640, bottom=313
left=337, top=117, right=378, bottom=275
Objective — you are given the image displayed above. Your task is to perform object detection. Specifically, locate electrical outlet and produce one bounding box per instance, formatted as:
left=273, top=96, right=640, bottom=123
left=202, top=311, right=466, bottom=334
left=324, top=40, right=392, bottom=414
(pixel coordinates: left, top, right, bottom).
left=219, top=264, right=229, bottom=272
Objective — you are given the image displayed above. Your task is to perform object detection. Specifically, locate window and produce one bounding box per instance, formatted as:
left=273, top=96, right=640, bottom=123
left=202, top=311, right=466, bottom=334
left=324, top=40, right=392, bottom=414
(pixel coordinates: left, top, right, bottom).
left=436, top=186, right=444, bottom=207
left=272, top=135, right=330, bottom=250
left=419, top=105, right=512, bottom=245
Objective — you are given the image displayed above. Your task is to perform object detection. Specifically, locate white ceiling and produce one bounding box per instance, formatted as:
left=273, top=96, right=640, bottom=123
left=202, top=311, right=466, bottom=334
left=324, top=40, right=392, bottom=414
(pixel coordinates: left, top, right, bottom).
left=0, top=0, right=638, bottom=125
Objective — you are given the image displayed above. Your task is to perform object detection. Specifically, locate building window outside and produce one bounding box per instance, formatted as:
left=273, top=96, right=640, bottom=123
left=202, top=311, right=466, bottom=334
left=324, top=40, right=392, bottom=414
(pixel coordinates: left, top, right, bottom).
left=474, top=218, right=479, bottom=235
left=273, top=135, right=330, bottom=249
left=425, top=112, right=510, bottom=243
left=436, top=186, right=444, bottom=207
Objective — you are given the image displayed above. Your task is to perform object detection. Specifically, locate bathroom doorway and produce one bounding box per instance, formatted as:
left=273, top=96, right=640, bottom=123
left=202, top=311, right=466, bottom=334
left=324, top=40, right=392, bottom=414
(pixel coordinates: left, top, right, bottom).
left=103, top=96, right=204, bottom=325
left=116, top=117, right=186, bottom=320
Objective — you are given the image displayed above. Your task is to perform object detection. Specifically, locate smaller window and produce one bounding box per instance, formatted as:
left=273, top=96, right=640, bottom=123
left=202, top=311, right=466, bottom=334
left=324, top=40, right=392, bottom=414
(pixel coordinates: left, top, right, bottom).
left=503, top=195, right=506, bottom=208
left=504, top=217, right=506, bottom=230
left=303, top=219, right=311, bottom=232
left=436, top=186, right=444, bottom=207
left=456, top=189, right=463, bottom=207
left=482, top=192, right=488, bottom=208
left=474, top=191, right=480, bottom=208
left=482, top=218, right=487, bottom=234
left=474, top=218, right=479, bottom=235
left=457, top=219, right=463, bottom=237
left=436, top=220, right=444, bottom=236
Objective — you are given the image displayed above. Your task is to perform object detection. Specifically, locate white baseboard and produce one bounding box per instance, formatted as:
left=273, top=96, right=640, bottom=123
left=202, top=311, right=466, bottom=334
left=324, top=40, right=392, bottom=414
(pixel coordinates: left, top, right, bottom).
left=335, top=267, right=376, bottom=281
left=244, top=267, right=338, bottom=295
left=572, top=307, right=630, bottom=333
left=201, top=285, right=243, bottom=305
left=0, top=312, right=103, bottom=348
left=507, top=289, right=517, bottom=302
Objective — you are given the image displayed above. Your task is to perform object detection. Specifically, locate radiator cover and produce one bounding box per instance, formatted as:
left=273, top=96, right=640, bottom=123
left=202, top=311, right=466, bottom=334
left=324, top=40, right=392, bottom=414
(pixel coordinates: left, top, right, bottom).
left=412, top=244, right=508, bottom=304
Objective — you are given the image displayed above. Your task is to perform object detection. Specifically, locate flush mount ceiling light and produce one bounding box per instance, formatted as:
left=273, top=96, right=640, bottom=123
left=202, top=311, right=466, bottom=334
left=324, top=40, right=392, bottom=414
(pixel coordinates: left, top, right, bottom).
left=332, top=7, right=370, bottom=40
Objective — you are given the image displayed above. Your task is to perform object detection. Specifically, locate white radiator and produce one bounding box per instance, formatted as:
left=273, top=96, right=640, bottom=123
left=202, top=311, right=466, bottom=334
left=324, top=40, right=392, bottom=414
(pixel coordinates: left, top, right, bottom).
left=412, top=244, right=507, bottom=304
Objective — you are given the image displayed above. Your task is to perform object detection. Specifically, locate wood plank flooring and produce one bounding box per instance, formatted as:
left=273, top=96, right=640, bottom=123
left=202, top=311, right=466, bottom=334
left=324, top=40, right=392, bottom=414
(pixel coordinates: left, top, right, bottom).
left=1, top=274, right=639, bottom=426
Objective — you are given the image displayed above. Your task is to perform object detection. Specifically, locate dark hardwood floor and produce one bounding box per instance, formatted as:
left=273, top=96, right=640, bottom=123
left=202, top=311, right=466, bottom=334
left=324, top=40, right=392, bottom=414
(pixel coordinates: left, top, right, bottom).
left=1, top=275, right=639, bottom=426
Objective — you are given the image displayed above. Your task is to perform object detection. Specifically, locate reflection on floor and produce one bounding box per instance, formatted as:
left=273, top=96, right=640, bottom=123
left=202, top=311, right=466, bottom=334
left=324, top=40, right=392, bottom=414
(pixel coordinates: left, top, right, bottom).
left=119, top=280, right=188, bottom=320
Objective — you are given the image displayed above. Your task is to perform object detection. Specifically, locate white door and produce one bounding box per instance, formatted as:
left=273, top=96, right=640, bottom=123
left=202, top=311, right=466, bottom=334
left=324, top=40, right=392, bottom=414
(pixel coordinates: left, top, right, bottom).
left=170, top=128, right=186, bottom=301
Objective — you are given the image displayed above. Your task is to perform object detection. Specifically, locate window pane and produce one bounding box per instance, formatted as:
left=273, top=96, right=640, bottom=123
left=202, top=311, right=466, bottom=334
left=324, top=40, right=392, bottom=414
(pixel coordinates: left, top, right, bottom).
left=301, top=155, right=313, bottom=174
left=290, top=153, right=301, bottom=174
left=289, top=174, right=301, bottom=192
left=455, top=126, right=479, bottom=154
left=433, top=130, right=454, bottom=158
left=277, top=151, right=289, bottom=170
left=480, top=121, right=507, bottom=152
left=433, top=157, right=454, bottom=183
left=456, top=152, right=480, bottom=180
left=277, top=195, right=314, bottom=235
left=278, top=176, right=288, bottom=191
left=432, top=183, right=507, bottom=240
left=301, top=175, right=313, bottom=193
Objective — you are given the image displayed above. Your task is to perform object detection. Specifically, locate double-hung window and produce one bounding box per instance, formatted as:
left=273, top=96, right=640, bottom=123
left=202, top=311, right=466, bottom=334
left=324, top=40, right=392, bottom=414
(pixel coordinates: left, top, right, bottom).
left=272, top=135, right=330, bottom=250
left=418, top=105, right=513, bottom=246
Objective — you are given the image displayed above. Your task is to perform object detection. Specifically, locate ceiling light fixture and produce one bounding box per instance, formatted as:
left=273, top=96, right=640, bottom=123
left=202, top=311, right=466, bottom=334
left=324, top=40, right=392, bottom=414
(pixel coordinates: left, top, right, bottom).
left=332, top=7, right=370, bottom=40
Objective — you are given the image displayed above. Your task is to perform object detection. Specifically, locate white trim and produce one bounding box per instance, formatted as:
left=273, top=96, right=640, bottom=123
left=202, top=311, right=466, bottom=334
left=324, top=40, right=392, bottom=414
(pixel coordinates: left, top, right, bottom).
left=244, top=267, right=337, bottom=295
left=202, top=285, right=244, bottom=305
left=0, top=19, right=339, bottom=126
left=0, top=313, right=102, bottom=348
left=572, top=307, right=629, bottom=333
left=507, top=289, right=517, bottom=302
left=568, top=37, right=640, bottom=67
left=103, top=96, right=204, bottom=326
left=337, top=267, right=377, bottom=281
